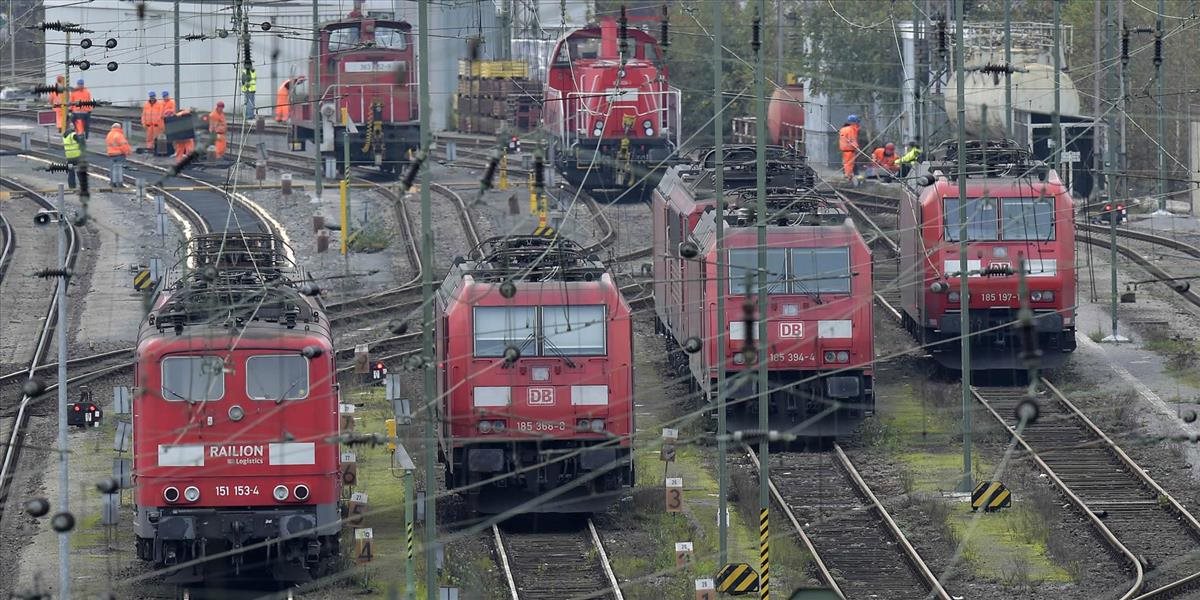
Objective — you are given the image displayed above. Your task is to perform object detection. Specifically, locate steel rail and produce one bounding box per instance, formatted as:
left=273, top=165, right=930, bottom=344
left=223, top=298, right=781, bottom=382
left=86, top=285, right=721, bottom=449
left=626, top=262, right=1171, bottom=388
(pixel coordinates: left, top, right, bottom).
left=491, top=520, right=621, bottom=600
left=0, top=177, right=80, bottom=512
left=743, top=444, right=845, bottom=599
left=0, top=207, right=13, bottom=285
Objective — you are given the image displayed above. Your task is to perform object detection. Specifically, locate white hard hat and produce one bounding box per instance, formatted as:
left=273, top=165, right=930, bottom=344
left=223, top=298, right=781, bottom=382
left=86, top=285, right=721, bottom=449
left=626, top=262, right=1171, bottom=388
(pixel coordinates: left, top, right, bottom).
left=111, top=122, right=121, bottom=128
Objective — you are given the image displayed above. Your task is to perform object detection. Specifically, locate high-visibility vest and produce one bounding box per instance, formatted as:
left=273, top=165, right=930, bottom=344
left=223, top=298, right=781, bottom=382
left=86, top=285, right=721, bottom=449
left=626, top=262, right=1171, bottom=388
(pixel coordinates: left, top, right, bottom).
left=106, top=129, right=132, bottom=156
left=242, top=69, right=257, bottom=93
left=63, top=132, right=81, bottom=159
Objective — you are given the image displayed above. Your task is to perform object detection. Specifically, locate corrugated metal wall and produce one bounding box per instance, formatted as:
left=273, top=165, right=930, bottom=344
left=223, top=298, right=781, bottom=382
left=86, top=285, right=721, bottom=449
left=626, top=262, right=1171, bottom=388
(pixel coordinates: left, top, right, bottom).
left=43, top=0, right=501, bottom=130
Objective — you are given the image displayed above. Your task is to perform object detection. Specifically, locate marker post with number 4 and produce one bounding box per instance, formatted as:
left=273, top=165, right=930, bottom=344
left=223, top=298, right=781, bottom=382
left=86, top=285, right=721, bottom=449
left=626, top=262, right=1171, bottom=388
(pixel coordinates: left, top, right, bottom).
left=665, top=477, right=684, bottom=513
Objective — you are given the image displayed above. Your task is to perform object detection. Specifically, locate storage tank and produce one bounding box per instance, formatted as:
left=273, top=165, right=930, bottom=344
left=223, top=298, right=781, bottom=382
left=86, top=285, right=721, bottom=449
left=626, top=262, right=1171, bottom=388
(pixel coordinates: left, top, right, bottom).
left=767, top=78, right=805, bottom=150
left=943, top=23, right=1081, bottom=136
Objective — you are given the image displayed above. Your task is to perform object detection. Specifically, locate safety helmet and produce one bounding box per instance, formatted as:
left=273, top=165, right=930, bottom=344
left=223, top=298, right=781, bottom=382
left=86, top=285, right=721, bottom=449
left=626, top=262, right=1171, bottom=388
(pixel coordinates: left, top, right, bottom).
left=111, top=122, right=122, bottom=129
left=846, top=114, right=859, bottom=123
left=216, top=101, right=225, bottom=108
left=76, top=79, right=85, bottom=86
left=885, top=142, right=895, bottom=151
left=162, top=91, right=170, bottom=97
left=148, top=91, right=156, bottom=98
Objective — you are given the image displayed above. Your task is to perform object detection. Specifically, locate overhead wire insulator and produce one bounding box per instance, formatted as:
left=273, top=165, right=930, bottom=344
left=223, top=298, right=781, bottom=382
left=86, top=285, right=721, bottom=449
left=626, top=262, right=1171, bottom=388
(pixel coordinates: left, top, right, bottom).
left=45, top=163, right=71, bottom=173
left=1121, top=28, right=1130, bottom=66
left=618, top=6, right=629, bottom=59
left=533, top=155, right=545, bottom=191
left=33, top=84, right=66, bottom=95
left=1153, top=31, right=1163, bottom=67
left=936, top=17, right=947, bottom=59
left=183, top=33, right=208, bottom=41
left=660, top=4, right=669, bottom=51
left=34, top=267, right=73, bottom=279
left=751, top=11, right=761, bottom=53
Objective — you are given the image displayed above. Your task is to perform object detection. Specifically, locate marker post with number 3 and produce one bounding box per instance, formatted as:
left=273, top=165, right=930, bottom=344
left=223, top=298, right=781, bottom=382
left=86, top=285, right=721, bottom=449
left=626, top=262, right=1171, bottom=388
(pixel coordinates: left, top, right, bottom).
left=665, top=477, right=684, bottom=513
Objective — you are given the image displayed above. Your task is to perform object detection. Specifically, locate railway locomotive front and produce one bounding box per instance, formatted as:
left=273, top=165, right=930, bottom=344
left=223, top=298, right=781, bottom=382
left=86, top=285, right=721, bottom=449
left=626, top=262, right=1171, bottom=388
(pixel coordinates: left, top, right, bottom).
left=652, top=148, right=875, bottom=438
left=132, top=234, right=341, bottom=583
left=899, top=141, right=1077, bottom=370
left=542, top=11, right=679, bottom=198
left=437, top=236, right=635, bottom=514
left=290, top=7, right=419, bottom=176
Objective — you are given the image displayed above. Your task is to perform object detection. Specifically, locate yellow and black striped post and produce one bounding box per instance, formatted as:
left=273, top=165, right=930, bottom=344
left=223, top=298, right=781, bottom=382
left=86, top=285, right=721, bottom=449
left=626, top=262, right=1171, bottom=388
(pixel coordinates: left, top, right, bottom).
left=528, top=172, right=537, bottom=213
left=759, top=508, right=770, bottom=599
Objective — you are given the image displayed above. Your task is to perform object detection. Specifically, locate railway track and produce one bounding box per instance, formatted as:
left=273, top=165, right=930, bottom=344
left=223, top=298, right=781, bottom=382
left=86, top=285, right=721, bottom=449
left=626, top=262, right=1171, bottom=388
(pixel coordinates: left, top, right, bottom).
left=746, top=444, right=951, bottom=600
left=975, top=382, right=1200, bottom=598
left=492, top=519, right=622, bottom=600
left=0, top=177, right=80, bottom=512
left=0, top=206, right=12, bottom=285
left=837, top=185, right=1200, bottom=597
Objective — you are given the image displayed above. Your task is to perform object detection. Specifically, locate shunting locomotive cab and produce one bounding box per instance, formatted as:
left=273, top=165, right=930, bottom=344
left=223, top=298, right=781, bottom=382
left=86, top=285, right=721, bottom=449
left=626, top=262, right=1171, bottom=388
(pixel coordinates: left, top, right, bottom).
left=289, top=7, right=420, bottom=177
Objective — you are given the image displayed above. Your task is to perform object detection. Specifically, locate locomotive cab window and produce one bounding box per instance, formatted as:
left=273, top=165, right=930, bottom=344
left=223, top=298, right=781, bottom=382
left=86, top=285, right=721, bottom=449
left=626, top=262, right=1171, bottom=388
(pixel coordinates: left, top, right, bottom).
left=943, top=198, right=999, bottom=241
left=473, top=307, right=537, bottom=357
left=1001, top=197, right=1055, bottom=241
left=327, top=25, right=361, bottom=52
left=246, top=355, right=309, bottom=401
left=791, top=247, right=852, bottom=294
left=729, top=249, right=787, bottom=294
left=374, top=25, right=408, bottom=50
left=543, top=305, right=606, bottom=355
left=161, top=356, right=225, bottom=402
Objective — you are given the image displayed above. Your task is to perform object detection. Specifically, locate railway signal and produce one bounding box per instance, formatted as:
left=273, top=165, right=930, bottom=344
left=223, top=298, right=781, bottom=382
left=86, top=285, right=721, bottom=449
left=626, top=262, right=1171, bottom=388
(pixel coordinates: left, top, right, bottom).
left=66, top=401, right=102, bottom=429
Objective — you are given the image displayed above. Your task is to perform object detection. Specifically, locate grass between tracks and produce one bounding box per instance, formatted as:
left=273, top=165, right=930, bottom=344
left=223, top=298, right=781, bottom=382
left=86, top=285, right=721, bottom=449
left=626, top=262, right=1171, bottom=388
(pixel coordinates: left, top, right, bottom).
left=607, top=439, right=813, bottom=598
left=868, top=377, right=1073, bottom=586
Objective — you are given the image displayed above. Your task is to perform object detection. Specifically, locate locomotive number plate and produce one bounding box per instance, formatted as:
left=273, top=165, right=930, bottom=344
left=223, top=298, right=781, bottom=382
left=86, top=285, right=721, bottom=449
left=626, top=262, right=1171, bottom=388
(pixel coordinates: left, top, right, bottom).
left=769, top=352, right=816, bottom=363
left=517, top=420, right=566, bottom=433
left=215, top=485, right=260, bottom=497
left=980, top=292, right=1017, bottom=303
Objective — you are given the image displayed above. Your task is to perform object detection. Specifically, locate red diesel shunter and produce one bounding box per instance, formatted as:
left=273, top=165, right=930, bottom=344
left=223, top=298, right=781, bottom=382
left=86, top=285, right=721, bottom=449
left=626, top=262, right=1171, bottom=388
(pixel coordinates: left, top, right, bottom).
left=436, top=236, right=635, bottom=513
left=899, top=141, right=1077, bottom=370
left=132, top=234, right=341, bottom=582
left=652, top=148, right=875, bottom=438
left=290, top=4, right=418, bottom=176
left=542, top=7, right=680, bottom=197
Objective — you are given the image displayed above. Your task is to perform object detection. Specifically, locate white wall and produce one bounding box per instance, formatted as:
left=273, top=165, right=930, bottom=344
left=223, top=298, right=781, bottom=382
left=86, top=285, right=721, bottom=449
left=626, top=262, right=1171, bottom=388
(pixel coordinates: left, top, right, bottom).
left=43, top=0, right=502, bottom=130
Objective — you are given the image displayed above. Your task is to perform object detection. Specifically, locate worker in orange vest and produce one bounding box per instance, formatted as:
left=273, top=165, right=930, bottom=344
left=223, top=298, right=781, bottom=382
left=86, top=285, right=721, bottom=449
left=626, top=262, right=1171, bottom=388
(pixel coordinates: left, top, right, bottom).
left=70, top=79, right=94, bottom=138
left=141, top=91, right=164, bottom=151
left=49, top=75, right=67, bottom=132
left=838, top=114, right=861, bottom=181
left=161, top=90, right=176, bottom=115
left=871, top=142, right=899, bottom=178
left=274, top=76, right=306, bottom=123
left=203, top=101, right=228, bottom=159
left=105, top=123, right=133, bottom=187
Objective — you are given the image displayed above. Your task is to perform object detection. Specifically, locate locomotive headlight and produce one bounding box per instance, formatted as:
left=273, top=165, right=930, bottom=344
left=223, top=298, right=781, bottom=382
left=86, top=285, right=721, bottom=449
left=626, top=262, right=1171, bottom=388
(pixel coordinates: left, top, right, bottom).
left=947, top=291, right=961, bottom=303
left=293, top=484, right=310, bottom=502
left=644, top=127, right=654, bottom=137
left=732, top=352, right=746, bottom=365
left=836, top=351, right=850, bottom=363
left=273, top=484, right=290, bottom=502
left=823, top=351, right=836, bottom=363
left=478, top=420, right=493, bottom=434
left=1031, top=290, right=1054, bottom=302
left=642, top=120, right=652, bottom=129
left=492, top=420, right=506, bottom=432
left=163, top=486, right=180, bottom=503
left=183, top=486, right=200, bottom=502
left=589, top=419, right=605, bottom=433
left=930, top=281, right=949, bottom=294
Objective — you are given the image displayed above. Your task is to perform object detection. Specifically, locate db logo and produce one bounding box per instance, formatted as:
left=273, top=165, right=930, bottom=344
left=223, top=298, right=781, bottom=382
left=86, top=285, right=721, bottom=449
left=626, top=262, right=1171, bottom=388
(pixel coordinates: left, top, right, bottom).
left=527, top=388, right=556, bottom=406
left=989, top=262, right=1012, bottom=271
left=778, top=322, right=805, bottom=338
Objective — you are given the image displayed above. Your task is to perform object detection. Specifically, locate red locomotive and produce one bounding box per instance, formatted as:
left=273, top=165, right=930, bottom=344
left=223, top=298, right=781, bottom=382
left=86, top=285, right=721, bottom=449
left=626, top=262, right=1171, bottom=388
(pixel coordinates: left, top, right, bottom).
left=899, top=141, right=1077, bottom=370
left=652, top=148, right=875, bottom=438
left=436, top=236, right=635, bottom=513
left=132, top=234, right=342, bottom=582
left=290, top=4, right=418, bottom=176
left=542, top=9, right=679, bottom=196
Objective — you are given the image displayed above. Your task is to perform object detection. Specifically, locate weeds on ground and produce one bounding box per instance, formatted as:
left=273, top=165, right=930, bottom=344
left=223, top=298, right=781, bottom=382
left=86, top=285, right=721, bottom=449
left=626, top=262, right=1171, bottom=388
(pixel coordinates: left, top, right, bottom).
left=348, top=218, right=391, bottom=252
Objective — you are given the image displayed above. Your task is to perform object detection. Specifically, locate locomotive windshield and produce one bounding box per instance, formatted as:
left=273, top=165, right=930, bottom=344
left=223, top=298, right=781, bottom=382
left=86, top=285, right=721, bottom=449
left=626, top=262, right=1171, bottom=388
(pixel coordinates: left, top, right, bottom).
left=161, top=356, right=225, bottom=401
left=943, top=198, right=999, bottom=241
left=943, top=197, right=1055, bottom=241
left=473, top=305, right=607, bottom=357
left=327, top=25, right=361, bottom=52
left=1001, top=197, right=1056, bottom=240
left=374, top=25, right=408, bottom=50
left=246, top=355, right=310, bottom=401
left=729, top=248, right=850, bottom=294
